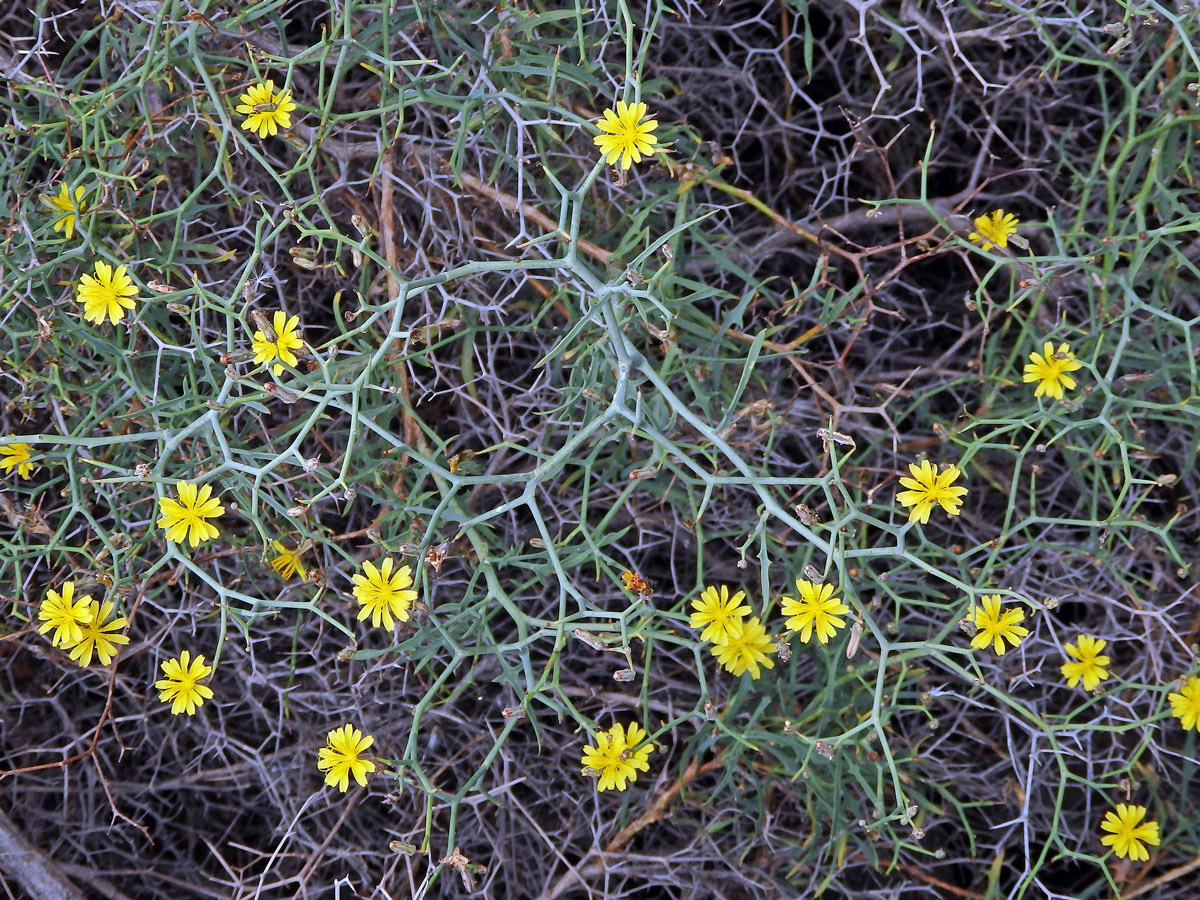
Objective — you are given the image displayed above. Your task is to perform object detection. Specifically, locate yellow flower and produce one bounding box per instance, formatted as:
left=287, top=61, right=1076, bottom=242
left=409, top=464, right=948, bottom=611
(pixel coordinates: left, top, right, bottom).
left=317, top=724, right=377, bottom=792
left=1168, top=675, right=1200, bottom=731
left=781, top=579, right=850, bottom=645
left=689, top=584, right=751, bottom=643
left=234, top=80, right=297, bottom=139
left=157, top=481, right=225, bottom=547
left=0, top=443, right=35, bottom=479
left=37, top=581, right=94, bottom=648
left=155, top=650, right=215, bottom=716
left=1023, top=341, right=1082, bottom=401
left=352, top=557, right=418, bottom=629
left=968, top=209, right=1020, bottom=251
left=77, top=260, right=138, bottom=325
left=68, top=599, right=130, bottom=667
left=269, top=540, right=307, bottom=579
left=711, top=616, right=775, bottom=679
left=620, top=569, right=652, bottom=597
left=42, top=183, right=86, bottom=240
left=1099, top=803, right=1160, bottom=862
left=969, top=595, right=1029, bottom=655
left=1060, top=634, right=1110, bottom=690
left=896, top=460, right=968, bottom=524
left=580, top=721, right=652, bottom=792
left=593, top=100, right=658, bottom=170
left=251, top=311, right=304, bottom=377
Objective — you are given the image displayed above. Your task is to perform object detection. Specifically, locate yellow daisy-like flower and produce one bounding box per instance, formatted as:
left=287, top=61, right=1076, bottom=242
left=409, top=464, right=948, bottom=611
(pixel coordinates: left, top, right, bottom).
left=1167, top=675, right=1200, bottom=732
left=317, top=724, right=377, bottom=792
left=352, top=557, right=419, bottom=629
left=1099, top=803, right=1160, bottom=862
left=1023, top=341, right=1083, bottom=401
left=37, top=581, right=94, bottom=648
left=689, top=584, right=751, bottom=643
left=896, top=460, right=969, bottom=525
left=968, top=209, right=1020, bottom=251
left=251, top=311, right=304, bottom=377
left=580, top=721, right=653, bottom=792
left=269, top=540, right=307, bottom=580
left=780, top=579, right=850, bottom=645
left=969, top=595, right=1029, bottom=656
left=157, top=481, right=225, bottom=547
left=68, top=599, right=130, bottom=667
left=593, top=100, right=658, bottom=170
left=155, top=650, right=215, bottom=716
left=0, top=443, right=35, bottom=479
left=235, top=80, right=297, bottom=139
left=77, top=260, right=138, bottom=325
left=1060, top=634, right=1111, bottom=691
left=42, top=182, right=86, bottom=240
left=711, top=616, right=775, bottom=679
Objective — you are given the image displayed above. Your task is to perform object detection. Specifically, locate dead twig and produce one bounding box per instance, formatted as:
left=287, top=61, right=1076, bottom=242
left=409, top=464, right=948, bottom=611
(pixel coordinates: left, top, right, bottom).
left=0, top=806, right=88, bottom=900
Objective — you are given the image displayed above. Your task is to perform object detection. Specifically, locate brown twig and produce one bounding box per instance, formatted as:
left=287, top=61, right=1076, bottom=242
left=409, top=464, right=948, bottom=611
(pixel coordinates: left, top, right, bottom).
left=1115, top=852, right=1200, bottom=900
left=539, top=754, right=723, bottom=900
left=378, top=146, right=422, bottom=464
left=604, top=755, right=723, bottom=853
left=0, top=806, right=88, bottom=900
left=455, top=169, right=613, bottom=266
left=896, top=863, right=987, bottom=899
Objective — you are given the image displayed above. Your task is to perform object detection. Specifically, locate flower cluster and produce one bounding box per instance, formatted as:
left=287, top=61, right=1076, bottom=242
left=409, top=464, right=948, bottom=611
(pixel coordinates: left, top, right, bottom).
left=20, top=77, right=414, bottom=794
left=670, top=512, right=1190, bottom=861
left=28, top=88, right=680, bottom=804
left=36, top=582, right=129, bottom=667
left=966, top=210, right=1090, bottom=404
left=35, top=587, right=217, bottom=717
left=689, top=584, right=771, bottom=678
left=962, top=597, right=1198, bottom=862
left=687, top=579, right=854, bottom=682
left=25, top=80, right=1191, bottom=853
left=39, top=80, right=297, bottom=328
left=570, top=577, right=851, bottom=793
